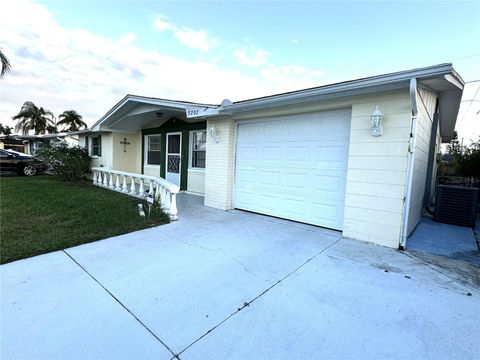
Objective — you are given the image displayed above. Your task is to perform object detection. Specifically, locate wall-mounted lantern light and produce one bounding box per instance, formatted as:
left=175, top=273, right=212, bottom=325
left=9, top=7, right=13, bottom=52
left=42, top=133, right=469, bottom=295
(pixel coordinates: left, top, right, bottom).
left=371, top=105, right=384, bottom=137
left=209, top=125, right=219, bottom=143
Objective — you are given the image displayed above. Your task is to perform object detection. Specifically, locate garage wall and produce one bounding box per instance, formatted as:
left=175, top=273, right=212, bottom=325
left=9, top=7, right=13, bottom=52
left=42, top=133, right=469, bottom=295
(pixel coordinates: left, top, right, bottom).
left=205, top=89, right=414, bottom=248
left=342, top=91, right=412, bottom=248
left=407, top=87, right=437, bottom=235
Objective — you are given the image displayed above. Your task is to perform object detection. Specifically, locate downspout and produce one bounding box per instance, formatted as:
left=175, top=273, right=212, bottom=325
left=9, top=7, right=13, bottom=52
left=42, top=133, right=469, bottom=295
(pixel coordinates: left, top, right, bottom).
left=400, top=78, right=418, bottom=250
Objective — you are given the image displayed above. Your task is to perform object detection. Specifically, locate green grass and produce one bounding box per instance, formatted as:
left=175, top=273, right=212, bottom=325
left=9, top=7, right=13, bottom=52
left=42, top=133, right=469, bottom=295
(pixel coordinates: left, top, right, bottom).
left=0, top=175, right=170, bottom=264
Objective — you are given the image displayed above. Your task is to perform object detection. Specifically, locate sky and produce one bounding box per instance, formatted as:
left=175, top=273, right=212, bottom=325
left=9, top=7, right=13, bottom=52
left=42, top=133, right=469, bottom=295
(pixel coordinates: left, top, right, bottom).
left=0, top=0, right=479, bottom=143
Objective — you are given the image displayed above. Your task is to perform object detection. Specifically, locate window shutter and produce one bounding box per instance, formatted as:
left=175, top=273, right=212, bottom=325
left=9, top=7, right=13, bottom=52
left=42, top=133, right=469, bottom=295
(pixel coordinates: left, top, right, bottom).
left=98, top=135, right=102, bottom=157
left=85, top=136, right=89, bottom=154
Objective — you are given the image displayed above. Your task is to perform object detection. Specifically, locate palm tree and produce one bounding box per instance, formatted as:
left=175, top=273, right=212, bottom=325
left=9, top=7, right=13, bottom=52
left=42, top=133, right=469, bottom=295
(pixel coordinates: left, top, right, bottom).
left=0, top=49, right=11, bottom=78
left=57, top=110, right=88, bottom=132
left=12, top=101, right=55, bottom=135
left=46, top=123, right=58, bottom=134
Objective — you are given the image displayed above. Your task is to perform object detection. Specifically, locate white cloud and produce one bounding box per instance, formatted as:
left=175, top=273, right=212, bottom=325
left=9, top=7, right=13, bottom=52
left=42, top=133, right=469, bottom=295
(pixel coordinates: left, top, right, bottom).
left=260, top=65, right=323, bottom=90
left=233, top=49, right=269, bottom=67
left=0, top=0, right=325, bottom=130
left=152, top=18, right=174, bottom=31
left=152, top=15, right=216, bottom=52
left=174, top=28, right=214, bottom=52
left=119, top=32, right=137, bottom=44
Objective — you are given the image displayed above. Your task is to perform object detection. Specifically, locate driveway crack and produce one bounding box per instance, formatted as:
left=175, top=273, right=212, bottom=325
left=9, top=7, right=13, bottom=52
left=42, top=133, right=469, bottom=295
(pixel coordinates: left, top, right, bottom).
left=177, top=238, right=340, bottom=356
left=62, top=250, right=176, bottom=357
left=179, top=239, right=269, bottom=282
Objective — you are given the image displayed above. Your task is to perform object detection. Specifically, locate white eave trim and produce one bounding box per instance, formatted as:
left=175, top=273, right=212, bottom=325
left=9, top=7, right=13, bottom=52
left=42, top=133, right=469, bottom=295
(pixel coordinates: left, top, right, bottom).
left=220, top=63, right=463, bottom=114
left=90, top=95, right=218, bottom=131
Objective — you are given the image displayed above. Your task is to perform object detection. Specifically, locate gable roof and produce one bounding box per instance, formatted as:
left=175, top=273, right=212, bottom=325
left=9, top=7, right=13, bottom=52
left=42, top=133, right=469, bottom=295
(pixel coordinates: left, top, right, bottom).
left=91, top=95, right=218, bottom=131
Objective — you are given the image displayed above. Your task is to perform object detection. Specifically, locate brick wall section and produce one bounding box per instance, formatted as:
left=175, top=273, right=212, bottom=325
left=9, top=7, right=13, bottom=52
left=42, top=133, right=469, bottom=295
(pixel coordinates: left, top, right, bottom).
left=204, top=118, right=236, bottom=210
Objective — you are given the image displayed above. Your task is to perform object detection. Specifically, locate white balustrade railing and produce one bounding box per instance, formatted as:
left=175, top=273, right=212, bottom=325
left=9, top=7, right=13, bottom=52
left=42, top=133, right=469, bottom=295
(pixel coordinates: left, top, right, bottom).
left=91, top=167, right=180, bottom=220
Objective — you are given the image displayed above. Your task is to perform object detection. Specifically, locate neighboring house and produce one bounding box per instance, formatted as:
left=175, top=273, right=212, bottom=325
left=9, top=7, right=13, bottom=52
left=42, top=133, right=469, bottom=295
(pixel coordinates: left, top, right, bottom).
left=0, top=136, right=29, bottom=153
left=16, top=133, right=79, bottom=154
left=78, top=63, right=464, bottom=249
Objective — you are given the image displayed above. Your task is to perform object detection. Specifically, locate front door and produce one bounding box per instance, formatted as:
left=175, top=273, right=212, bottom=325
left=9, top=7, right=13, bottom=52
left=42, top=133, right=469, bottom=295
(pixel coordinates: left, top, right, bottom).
left=166, top=132, right=181, bottom=186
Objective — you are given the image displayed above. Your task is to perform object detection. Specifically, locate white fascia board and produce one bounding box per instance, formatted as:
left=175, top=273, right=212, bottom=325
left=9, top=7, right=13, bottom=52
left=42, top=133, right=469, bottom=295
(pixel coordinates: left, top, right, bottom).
left=221, top=63, right=459, bottom=114
left=66, top=129, right=92, bottom=135
left=91, top=95, right=219, bottom=131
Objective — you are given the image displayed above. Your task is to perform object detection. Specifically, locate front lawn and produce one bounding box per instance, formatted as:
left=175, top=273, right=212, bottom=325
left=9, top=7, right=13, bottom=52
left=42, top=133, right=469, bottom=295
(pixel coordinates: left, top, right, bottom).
left=0, top=176, right=170, bottom=264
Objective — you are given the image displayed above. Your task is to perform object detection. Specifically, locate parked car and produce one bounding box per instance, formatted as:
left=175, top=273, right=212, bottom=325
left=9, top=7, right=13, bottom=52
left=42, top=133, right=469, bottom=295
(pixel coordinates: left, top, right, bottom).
left=0, top=149, right=47, bottom=176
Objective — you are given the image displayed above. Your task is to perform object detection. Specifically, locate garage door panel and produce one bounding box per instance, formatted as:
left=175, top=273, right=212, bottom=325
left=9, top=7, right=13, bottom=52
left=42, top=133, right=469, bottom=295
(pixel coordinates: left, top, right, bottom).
left=284, top=172, right=309, bottom=188
left=286, top=120, right=310, bottom=137
left=285, top=146, right=310, bottom=161
left=311, top=203, right=340, bottom=225
left=261, top=146, right=282, bottom=160
left=312, top=174, right=344, bottom=194
left=234, top=110, right=350, bottom=230
left=237, top=168, right=256, bottom=183
left=259, top=171, right=281, bottom=185
left=263, top=122, right=282, bottom=138
left=313, top=145, right=348, bottom=164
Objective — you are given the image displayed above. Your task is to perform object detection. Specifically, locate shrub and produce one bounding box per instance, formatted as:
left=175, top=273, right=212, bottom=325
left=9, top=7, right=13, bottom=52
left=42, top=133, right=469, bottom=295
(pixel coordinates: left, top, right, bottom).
left=35, top=144, right=91, bottom=182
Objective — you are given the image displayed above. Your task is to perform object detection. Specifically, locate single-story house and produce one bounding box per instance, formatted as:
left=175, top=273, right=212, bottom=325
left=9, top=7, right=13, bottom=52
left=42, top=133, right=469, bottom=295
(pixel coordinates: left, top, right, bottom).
left=0, top=136, right=29, bottom=153
left=0, top=133, right=79, bottom=154
left=19, top=133, right=79, bottom=154
left=78, top=63, right=464, bottom=249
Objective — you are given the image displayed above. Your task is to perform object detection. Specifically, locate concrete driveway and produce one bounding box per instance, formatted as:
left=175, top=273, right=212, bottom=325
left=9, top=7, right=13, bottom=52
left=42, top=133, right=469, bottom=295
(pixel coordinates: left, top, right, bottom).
left=1, top=195, right=479, bottom=359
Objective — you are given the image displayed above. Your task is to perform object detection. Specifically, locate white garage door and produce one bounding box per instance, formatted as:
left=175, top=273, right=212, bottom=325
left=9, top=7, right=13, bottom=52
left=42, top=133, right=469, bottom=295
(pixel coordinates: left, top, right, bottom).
left=234, top=110, right=351, bottom=230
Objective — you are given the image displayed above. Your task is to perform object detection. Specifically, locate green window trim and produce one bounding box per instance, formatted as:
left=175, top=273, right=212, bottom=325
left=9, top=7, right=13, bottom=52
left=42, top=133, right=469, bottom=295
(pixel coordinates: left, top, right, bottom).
left=141, top=119, right=206, bottom=190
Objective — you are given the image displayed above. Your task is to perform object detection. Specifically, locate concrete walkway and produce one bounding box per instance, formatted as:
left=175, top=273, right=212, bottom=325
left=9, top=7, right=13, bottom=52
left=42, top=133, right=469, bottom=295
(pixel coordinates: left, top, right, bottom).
left=407, top=215, right=480, bottom=266
left=1, top=194, right=479, bottom=359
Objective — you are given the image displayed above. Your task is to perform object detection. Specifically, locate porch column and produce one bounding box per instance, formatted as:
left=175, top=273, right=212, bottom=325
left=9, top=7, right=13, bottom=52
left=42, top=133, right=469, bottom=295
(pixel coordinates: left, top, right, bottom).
left=204, top=118, right=235, bottom=210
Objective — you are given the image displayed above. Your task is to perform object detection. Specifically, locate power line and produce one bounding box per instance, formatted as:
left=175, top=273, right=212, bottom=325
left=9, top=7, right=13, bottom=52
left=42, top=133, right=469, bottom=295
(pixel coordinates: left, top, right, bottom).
left=450, top=53, right=480, bottom=61
left=458, top=84, right=480, bottom=126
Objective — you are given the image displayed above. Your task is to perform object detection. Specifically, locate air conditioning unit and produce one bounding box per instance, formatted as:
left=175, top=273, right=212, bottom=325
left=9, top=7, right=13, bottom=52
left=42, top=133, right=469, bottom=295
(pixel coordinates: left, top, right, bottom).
left=434, top=185, right=479, bottom=227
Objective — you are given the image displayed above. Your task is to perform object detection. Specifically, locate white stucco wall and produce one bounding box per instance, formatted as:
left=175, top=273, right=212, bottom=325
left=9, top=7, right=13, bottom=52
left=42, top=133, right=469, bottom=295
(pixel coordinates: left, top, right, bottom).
left=112, top=132, right=142, bottom=173
left=79, top=133, right=114, bottom=169
left=80, top=132, right=142, bottom=173
left=407, top=87, right=437, bottom=235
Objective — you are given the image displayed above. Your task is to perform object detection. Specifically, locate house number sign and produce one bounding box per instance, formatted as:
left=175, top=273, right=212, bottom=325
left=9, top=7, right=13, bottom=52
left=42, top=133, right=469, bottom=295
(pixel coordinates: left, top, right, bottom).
left=185, top=105, right=219, bottom=119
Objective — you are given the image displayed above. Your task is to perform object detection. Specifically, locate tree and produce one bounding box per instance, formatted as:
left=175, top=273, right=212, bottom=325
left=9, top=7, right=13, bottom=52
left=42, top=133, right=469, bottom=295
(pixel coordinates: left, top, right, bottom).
left=447, top=132, right=480, bottom=178
left=46, top=123, right=58, bottom=134
left=0, top=123, right=13, bottom=135
left=12, top=101, right=55, bottom=135
left=447, top=131, right=462, bottom=156
left=0, top=49, right=11, bottom=78
left=57, top=110, right=87, bottom=132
